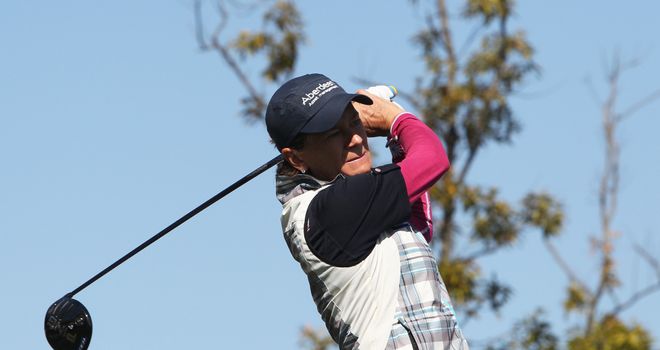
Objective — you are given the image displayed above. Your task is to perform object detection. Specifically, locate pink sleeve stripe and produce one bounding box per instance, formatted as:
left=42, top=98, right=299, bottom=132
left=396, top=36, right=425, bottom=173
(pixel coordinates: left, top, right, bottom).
left=389, top=113, right=450, bottom=203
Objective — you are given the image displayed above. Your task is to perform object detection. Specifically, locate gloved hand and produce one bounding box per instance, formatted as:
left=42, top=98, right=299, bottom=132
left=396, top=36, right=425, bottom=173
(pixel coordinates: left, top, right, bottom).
left=365, top=85, right=404, bottom=110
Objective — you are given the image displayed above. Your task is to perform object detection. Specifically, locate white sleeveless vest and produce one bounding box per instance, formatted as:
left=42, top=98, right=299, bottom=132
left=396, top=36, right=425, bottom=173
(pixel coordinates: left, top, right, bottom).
left=281, top=188, right=403, bottom=350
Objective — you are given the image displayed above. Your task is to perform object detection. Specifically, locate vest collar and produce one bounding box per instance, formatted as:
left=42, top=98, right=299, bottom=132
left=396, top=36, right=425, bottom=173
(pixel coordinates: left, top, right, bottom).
left=276, top=173, right=343, bottom=204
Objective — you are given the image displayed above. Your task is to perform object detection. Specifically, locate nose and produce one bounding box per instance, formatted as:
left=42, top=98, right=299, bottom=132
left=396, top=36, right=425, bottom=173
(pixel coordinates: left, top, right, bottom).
left=346, top=132, right=363, bottom=149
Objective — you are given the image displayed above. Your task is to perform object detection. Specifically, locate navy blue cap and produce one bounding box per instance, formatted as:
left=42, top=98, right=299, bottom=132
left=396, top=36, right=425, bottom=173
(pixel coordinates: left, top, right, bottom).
left=266, top=73, right=372, bottom=149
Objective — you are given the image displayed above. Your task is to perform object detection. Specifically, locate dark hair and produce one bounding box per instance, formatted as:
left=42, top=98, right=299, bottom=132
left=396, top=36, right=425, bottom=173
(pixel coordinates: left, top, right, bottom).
left=275, top=133, right=307, bottom=177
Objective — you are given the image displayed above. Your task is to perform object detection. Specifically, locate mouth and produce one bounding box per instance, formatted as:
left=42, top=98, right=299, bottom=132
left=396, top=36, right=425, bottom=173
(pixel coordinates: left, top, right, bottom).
left=346, top=152, right=366, bottom=163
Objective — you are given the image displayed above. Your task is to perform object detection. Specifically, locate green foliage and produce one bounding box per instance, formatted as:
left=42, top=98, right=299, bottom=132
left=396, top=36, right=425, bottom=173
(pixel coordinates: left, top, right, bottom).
left=435, top=182, right=564, bottom=317
left=233, top=31, right=270, bottom=56
left=563, top=282, right=589, bottom=314
left=521, top=193, right=563, bottom=237
left=262, top=1, right=304, bottom=81
left=222, top=0, right=304, bottom=119
left=439, top=258, right=480, bottom=307
left=239, top=95, right=265, bottom=121
left=484, top=276, right=512, bottom=313
left=485, top=312, right=653, bottom=350
left=208, top=1, right=658, bottom=349
left=568, top=316, right=653, bottom=350
left=232, top=0, right=304, bottom=82
left=601, top=255, right=621, bottom=289
left=439, top=256, right=512, bottom=317
left=413, top=7, right=536, bottom=160
left=410, top=33, right=537, bottom=296
left=411, top=0, right=572, bottom=333
left=468, top=187, right=518, bottom=246
left=464, top=0, right=513, bottom=24
left=486, top=310, right=558, bottom=350
left=516, top=312, right=558, bottom=350
left=465, top=32, right=537, bottom=87
left=433, top=171, right=459, bottom=208
left=298, top=325, right=334, bottom=350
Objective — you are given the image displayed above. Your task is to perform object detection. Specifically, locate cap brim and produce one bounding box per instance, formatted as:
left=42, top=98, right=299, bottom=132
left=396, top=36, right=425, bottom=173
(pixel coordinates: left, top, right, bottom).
left=300, top=93, right=372, bottom=134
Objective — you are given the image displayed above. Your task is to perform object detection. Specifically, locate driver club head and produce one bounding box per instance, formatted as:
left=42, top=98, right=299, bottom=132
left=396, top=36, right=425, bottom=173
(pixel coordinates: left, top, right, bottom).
left=44, top=296, right=92, bottom=350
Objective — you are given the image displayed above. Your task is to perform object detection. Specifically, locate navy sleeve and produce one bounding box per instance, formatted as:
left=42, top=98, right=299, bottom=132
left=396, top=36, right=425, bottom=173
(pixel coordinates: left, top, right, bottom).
left=304, top=164, right=411, bottom=267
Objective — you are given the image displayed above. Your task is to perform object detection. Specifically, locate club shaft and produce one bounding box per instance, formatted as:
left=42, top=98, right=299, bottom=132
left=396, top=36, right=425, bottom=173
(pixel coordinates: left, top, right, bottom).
left=66, top=154, right=284, bottom=298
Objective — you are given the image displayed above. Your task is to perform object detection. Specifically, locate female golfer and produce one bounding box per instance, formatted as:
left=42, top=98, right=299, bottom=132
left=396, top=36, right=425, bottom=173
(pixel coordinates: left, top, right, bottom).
left=266, top=73, right=468, bottom=350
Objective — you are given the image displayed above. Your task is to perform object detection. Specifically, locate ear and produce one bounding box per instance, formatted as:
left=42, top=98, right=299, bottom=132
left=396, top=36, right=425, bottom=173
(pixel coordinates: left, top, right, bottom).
left=281, top=147, right=307, bottom=173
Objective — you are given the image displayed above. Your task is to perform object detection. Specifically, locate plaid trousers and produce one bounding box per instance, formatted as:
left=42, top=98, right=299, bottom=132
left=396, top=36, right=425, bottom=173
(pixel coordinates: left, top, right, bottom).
left=384, top=227, right=469, bottom=350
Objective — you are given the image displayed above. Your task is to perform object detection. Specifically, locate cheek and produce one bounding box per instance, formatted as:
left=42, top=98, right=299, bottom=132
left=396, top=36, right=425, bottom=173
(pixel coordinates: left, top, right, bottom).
left=312, top=140, right=350, bottom=179
left=341, top=151, right=373, bottom=176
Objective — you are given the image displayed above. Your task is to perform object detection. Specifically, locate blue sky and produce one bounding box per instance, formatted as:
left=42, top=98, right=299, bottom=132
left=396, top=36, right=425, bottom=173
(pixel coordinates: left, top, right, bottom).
left=1, top=1, right=659, bottom=349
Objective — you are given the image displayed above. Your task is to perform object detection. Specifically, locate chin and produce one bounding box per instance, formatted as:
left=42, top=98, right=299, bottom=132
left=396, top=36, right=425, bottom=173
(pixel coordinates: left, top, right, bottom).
left=341, top=152, right=373, bottom=176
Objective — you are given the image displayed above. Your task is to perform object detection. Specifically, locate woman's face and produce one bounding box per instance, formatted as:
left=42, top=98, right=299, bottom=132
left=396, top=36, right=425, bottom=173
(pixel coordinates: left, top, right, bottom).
left=297, top=104, right=372, bottom=181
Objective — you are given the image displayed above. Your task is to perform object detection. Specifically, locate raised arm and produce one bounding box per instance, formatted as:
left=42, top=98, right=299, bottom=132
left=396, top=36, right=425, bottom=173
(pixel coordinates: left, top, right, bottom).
left=354, top=89, right=450, bottom=202
left=388, top=113, right=450, bottom=203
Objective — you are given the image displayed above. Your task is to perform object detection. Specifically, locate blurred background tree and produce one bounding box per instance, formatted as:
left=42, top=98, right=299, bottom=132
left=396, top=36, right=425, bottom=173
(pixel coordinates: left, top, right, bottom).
left=193, top=0, right=660, bottom=348
left=194, top=0, right=304, bottom=120
left=554, top=54, right=660, bottom=350
left=480, top=53, right=660, bottom=350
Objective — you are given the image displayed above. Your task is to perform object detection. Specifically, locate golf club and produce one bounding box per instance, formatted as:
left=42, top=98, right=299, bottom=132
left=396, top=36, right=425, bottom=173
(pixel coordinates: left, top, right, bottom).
left=44, top=154, right=284, bottom=350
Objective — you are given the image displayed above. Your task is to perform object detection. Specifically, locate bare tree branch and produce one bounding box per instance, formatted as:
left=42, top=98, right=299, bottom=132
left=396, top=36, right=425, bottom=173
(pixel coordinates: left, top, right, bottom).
left=606, top=243, right=660, bottom=316
left=619, top=55, right=642, bottom=72
left=437, top=0, right=457, bottom=84
left=586, top=52, right=623, bottom=335
left=598, top=57, right=620, bottom=233
left=605, top=286, right=621, bottom=306
left=608, top=281, right=660, bottom=317
left=617, top=87, right=660, bottom=122
left=194, top=0, right=208, bottom=50
left=462, top=244, right=499, bottom=262
left=195, top=0, right=266, bottom=117
left=583, top=75, right=602, bottom=109
left=543, top=238, right=592, bottom=295
left=633, top=243, right=660, bottom=280
left=456, top=147, right=478, bottom=187
left=226, top=0, right=269, bottom=14
left=457, top=23, right=485, bottom=60
left=210, top=0, right=229, bottom=46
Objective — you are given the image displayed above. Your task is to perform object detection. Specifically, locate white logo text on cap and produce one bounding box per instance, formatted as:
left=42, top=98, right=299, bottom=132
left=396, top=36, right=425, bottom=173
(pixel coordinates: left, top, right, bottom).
left=301, top=80, right=339, bottom=107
